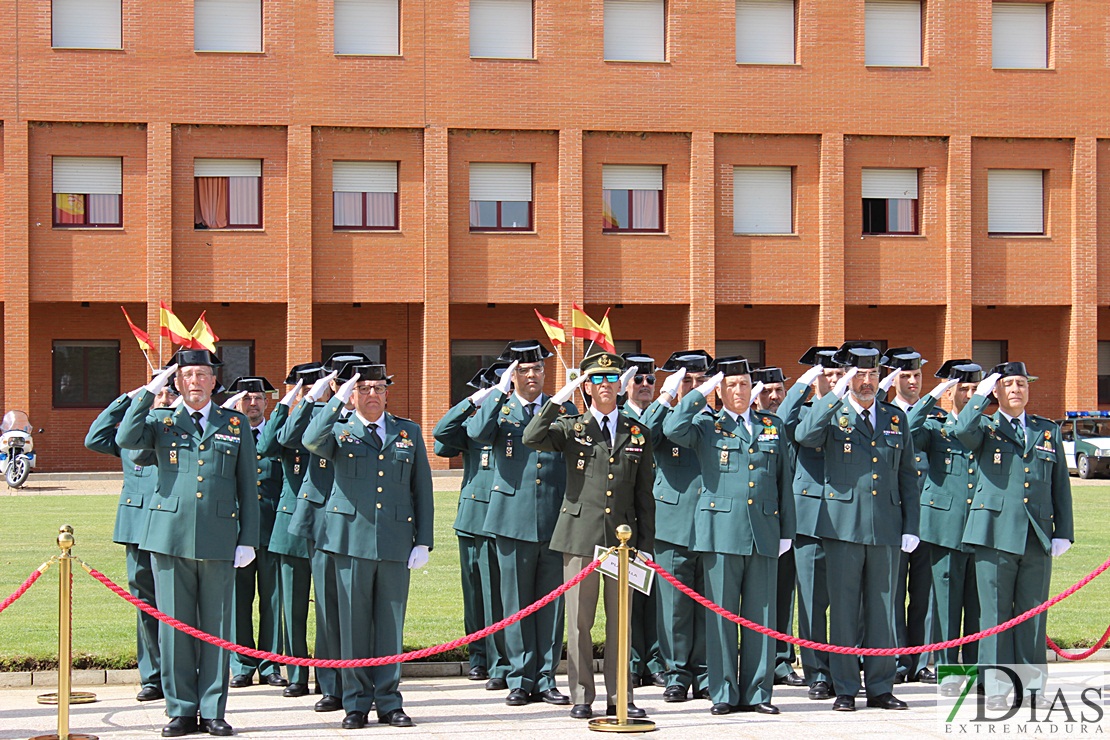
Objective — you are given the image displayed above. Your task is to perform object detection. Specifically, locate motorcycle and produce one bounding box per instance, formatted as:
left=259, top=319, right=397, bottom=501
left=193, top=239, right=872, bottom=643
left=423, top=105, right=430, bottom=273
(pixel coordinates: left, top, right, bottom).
left=1, top=410, right=40, bottom=488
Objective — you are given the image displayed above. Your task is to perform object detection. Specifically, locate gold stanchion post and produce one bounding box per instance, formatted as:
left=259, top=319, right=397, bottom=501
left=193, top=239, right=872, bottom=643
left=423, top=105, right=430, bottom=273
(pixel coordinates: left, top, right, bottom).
left=32, top=524, right=98, bottom=740
left=589, top=525, right=655, bottom=733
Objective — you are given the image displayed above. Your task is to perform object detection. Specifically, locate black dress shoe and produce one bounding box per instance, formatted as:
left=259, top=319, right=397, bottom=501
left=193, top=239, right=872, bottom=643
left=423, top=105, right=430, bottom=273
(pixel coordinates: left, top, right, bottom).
left=485, top=677, right=508, bottom=691
left=570, top=704, right=592, bottom=719
left=650, top=672, right=667, bottom=687
left=695, top=687, right=712, bottom=700
left=663, top=685, right=688, bottom=703
left=161, top=716, right=198, bottom=737
left=136, top=686, right=164, bottom=702
left=985, top=696, right=1012, bottom=712
left=832, top=695, right=856, bottom=712
left=781, top=670, right=807, bottom=687
left=536, top=688, right=571, bottom=705
left=199, top=718, right=233, bottom=736
left=916, top=668, right=938, bottom=684
left=808, top=681, right=831, bottom=700
left=283, top=682, right=309, bottom=698
left=735, top=702, right=780, bottom=715
left=228, top=674, right=253, bottom=689
left=894, top=670, right=909, bottom=684
left=505, top=688, right=530, bottom=706
left=468, top=666, right=489, bottom=681
left=940, top=681, right=963, bottom=697
left=314, top=695, right=343, bottom=713
left=341, top=711, right=367, bottom=729
left=263, top=673, right=288, bottom=687
left=710, top=702, right=732, bottom=716
left=866, top=692, right=909, bottom=710
left=607, top=704, right=647, bottom=718
left=379, top=709, right=413, bottom=727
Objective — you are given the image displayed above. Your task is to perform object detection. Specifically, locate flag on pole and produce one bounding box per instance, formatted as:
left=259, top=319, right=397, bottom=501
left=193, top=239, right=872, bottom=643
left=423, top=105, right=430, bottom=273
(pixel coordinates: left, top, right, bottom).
left=571, top=303, right=616, bottom=353
left=189, top=311, right=220, bottom=353
left=599, top=310, right=615, bottom=350
left=534, top=309, right=566, bottom=347
left=120, top=306, right=152, bottom=352
left=158, top=301, right=194, bottom=347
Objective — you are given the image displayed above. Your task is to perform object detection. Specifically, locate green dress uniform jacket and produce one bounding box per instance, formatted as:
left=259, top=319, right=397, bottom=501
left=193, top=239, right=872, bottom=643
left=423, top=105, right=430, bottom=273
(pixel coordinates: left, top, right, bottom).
left=434, top=398, right=495, bottom=538
left=282, top=401, right=334, bottom=545
left=268, top=403, right=311, bottom=560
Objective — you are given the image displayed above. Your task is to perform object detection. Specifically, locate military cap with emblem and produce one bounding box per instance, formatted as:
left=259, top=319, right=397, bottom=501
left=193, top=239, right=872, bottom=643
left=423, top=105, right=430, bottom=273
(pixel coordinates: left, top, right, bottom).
left=660, top=349, right=713, bottom=373
left=935, top=359, right=984, bottom=384
left=172, top=348, right=223, bottom=368
left=350, top=363, right=394, bottom=386
left=710, top=355, right=752, bottom=377
left=798, top=346, right=840, bottom=368
left=499, top=340, right=554, bottom=364
left=325, top=352, right=372, bottom=381
left=880, top=346, right=927, bottom=371
left=580, top=351, right=625, bottom=376
left=751, top=366, right=787, bottom=385
left=833, top=341, right=882, bottom=369
left=481, top=360, right=512, bottom=389
left=285, top=362, right=326, bottom=385
left=989, top=361, right=1038, bottom=382
left=621, top=353, right=656, bottom=375
left=227, top=376, right=278, bottom=395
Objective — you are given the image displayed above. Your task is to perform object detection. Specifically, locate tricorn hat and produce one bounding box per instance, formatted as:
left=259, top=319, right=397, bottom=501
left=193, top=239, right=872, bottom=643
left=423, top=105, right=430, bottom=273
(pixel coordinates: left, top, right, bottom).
left=751, top=366, right=787, bottom=385
left=990, top=361, right=1038, bottom=383
left=833, top=341, right=882, bottom=369
left=351, top=363, right=393, bottom=386
left=935, top=359, right=984, bottom=384
left=499, top=340, right=554, bottom=364
left=481, top=360, right=513, bottom=388
left=660, top=350, right=713, bottom=373
left=620, top=353, right=655, bottom=375
left=325, top=352, right=372, bottom=381
left=880, top=346, right=927, bottom=371
left=172, top=349, right=222, bottom=368
left=226, top=377, right=277, bottom=395
left=285, top=362, right=326, bottom=385
left=798, top=346, right=840, bottom=368
left=711, top=356, right=752, bottom=377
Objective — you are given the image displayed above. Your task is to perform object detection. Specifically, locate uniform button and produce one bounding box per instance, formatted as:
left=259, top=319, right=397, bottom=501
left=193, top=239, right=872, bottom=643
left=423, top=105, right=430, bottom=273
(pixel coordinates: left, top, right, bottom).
left=968, top=483, right=974, bottom=489
left=579, top=452, right=585, bottom=457
left=747, top=498, right=753, bottom=505
left=711, top=502, right=716, bottom=508
left=929, top=500, right=934, bottom=505
left=376, top=503, right=382, bottom=509
left=379, top=455, right=385, bottom=461
left=231, top=512, right=236, bottom=518
left=873, top=457, right=878, bottom=463
left=537, top=463, right=542, bottom=469
left=1024, top=467, right=1030, bottom=473
left=608, top=473, right=614, bottom=480
left=257, top=481, right=262, bottom=486
left=816, top=446, right=822, bottom=452
left=970, top=468, right=975, bottom=474
left=199, top=444, right=205, bottom=450
left=257, top=467, right=262, bottom=473
left=1023, top=497, right=1029, bottom=503
left=915, top=456, right=921, bottom=462
left=198, top=460, right=204, bottom=466
left=969, top=453, right=974, bottom=460
left=871, top=441, right=876, bottom=447
left=348, top=453, right=354, bottom=458
left=197, top=475, right=204, bottom=482
left=256, top=454, right=261, bottom=460
left=609, top=458, right=615, bottom=464
left=333, top=506, right=338, bottom=511
left=258, top=494, right=262, bottom=500
left=967, top=499, right=972, bottom=504
left=748, top=464, right=755, bottom=470
left=1024, top=482, right=1030, bottom=488
left=980, top=504, right=985, bottom=508
left=378, top=471, right=384, bottom=477
left=536, top=478, right=541, bottom=484
left=606, top=491, right=612, bottom=497
left=829, top=493, right=835, bottom=498
left=125, top=498, right=132, bottom=504
left=156, top=504, right=162, bottom=509
left=407, top=517, right=413, bottom=522
left=282, top=506, right=287, bottom=511
left=377, top=487, right=383, bottom=492
left=802, top=489, right=808, bottom=495
left=872, top=490, right=877, bottom=496
left=303, top=493, right=308, bottom=498
left=562, top=507, right=568, bottom=512
left=196, top=492, right=202, bottom=499
left=604, top=507, right=611, bottom=514
left=494, top=485, right=500, bottom=490
left=748, top=481, right=755, bottom=488
left=872, top=473, right=878, bottom=480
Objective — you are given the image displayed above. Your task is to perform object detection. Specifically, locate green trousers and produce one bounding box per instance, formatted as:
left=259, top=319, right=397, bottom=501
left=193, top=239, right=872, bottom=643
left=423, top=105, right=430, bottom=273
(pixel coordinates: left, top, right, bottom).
left=794, top=535, right=831, bottom=685
left=229, top=546, right=282, bottom=679
left=654, top=543, right=707, bottom=692
left=278, top=553, right=311, bottom=686
left=310, top=546, right=343, bottom=698
left=495, top=537, right=564, bottom=694
left=773, top=547, right=797, bottom=679
left=459, top=534, right=510, bottom=679
left=124, top=544, right=162, bottom=690
left=630, top=588, right=665, bottom=681
left=929, top=545, right=979, bottom=670
left=896, top=543, right=934, bottom=677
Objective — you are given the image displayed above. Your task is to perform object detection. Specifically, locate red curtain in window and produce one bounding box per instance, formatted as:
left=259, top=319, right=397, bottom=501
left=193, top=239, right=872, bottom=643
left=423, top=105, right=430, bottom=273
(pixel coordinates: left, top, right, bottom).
left=195, top=177, right=229, bottom=228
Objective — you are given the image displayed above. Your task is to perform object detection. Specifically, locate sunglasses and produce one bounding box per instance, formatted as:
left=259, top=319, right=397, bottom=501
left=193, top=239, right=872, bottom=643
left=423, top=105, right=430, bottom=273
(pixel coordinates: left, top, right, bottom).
left=633, top=375, right=656, bottom=385
left=589, top=374, right=621, bottom=385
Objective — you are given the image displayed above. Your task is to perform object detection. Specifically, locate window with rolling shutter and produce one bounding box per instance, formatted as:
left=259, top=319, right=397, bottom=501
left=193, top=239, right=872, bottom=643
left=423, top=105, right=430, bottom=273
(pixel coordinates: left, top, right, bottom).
left=992, top=2, right=1048, bottom=69
left=604, top=0, right=665, bottom=62
left=733, top=167, right=792, bottom=234
left=602, top=165, right=663, bottom=232
left=52, top=157, right=123, bottom=228
left=334, top=0, right=400, bottom=55
left=194, top=0, right=262, bottom=52
left=987, top=169, right=1044, bottom=235
left=1099, top=341, right=1110, bottom=405
left=735, top=0, right=794, bottom=65
left=52, top=0, right=122, bottom=49
left=715, top=340, right=765, bottom=367
left=862, top=168, right=919, bottom=234
left=972, top=340, right=1007, bottom=373
left=470, top=0, right=533, bottom=59
left=333, top=162, right=399, bottom=230
left=469, top=163, right=533, bottom=231
left=194, top=159, right=263, bottom=229
left=865, top=1, right=922, bottom=67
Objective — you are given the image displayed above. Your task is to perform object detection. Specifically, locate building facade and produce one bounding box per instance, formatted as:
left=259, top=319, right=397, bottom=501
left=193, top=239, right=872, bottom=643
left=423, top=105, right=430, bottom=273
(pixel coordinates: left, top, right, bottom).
left=4, top=0, right=1107, bottom=471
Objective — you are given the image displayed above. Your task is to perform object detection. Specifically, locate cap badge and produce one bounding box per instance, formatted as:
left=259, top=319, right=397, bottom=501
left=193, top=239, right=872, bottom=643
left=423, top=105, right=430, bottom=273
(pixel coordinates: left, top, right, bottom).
left=598, top=355, right=613, bottom=368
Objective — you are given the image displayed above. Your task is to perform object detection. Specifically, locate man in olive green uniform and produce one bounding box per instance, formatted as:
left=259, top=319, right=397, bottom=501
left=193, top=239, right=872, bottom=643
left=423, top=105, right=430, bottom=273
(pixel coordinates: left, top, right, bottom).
left=524, top=351, right=655, bottom=721
left=794, top=342, right=919, bottom=712
left=665, top=358, right=795, bottom=716
left=304, top=363, right=434, bottom=729
left=226, top=376, right=287, bottom=690
left=955, top=362, right=1074, bottom=708
left=466, top=341, right=573, bottom=707
left=84, top=378, right=173, bottom=703
left=907, top=360, right=980, bottom=696
left=116, top=350, right=260, bottom=738
left=433, top=364, right=510, bottom=690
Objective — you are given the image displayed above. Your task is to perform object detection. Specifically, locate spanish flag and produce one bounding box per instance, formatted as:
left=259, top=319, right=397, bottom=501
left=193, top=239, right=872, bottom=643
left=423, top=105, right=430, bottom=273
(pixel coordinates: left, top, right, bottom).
left=189, top=311, right=220, bottom=353
left=571, top=303, right=615, bottom=353
left=158, top=301, right=193, bottom=347
left=534, top=309, right=566, bottom=347
left=120, top=306, right=152, bottom=352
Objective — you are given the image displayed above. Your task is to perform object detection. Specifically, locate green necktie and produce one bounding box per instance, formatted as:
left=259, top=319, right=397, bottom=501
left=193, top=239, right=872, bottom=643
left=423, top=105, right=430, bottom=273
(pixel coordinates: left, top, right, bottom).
left=1011, top=418, right=1025, bottom=445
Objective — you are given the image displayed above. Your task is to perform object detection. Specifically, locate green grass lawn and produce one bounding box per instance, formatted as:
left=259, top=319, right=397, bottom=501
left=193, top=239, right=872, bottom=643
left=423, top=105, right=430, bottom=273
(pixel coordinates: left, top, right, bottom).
left=1, top=486, right=1108, bottom=669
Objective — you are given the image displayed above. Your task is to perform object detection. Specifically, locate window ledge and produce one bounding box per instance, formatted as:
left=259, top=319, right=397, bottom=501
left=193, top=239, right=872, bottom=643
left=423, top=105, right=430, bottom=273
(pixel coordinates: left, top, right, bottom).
left=987, top=234, right=1050, bottom=239
left=333, top=229, right=403, bottom=234
left=194, top=228, right=265, bottom=232
left=604, top=59, right=669, bottom=65
left=865, top=64, right=927, bottom=70
left=468, top=230, right=537, bottom=235
left=470, top=56, right=537, bottom=62
left=602, top=231, right=668, bottom=236
left=53, top=226, right=124, bottom=231
left=862, top=233, right=926, bottom=238
left=992, top=66, right=1053, bottom=71
left=734, top=232, right=798, bottom=237
left=736, top=62, right=800, bottom=67
left=52, top=46, right=124, bottom=52
left=334, top=53, right=404, bottom=58
left=194, top=49, right=266, bottom=55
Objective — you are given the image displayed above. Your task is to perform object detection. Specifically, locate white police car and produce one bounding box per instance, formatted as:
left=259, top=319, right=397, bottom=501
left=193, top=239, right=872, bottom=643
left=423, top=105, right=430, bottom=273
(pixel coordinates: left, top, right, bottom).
left=1058, top=411, right=1110, bottom=479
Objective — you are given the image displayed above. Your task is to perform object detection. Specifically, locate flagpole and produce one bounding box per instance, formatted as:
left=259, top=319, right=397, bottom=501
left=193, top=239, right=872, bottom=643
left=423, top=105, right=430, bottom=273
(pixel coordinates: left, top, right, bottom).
left=583, top=307, right=612, bottom=357
left=141, top=349, right=156, bottom=374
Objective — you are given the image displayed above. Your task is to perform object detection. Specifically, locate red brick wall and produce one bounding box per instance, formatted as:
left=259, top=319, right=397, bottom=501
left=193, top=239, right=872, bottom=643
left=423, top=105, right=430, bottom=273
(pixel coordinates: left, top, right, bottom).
left=972, top=305, right=1068, bottom=419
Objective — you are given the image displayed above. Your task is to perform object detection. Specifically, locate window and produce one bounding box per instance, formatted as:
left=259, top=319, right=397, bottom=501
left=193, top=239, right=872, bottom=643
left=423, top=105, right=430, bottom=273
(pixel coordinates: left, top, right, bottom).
left=194, top=0, right=262, bottom=52
left=1098, top=341, right=1110, bottom=405
left=735, top=0, right=794, bottom=64
left=334, top=0, right=400, bottom=55
left=602, top=165, right=663, bottom=232
left=715, top=340, right=764, bottom=366
left=733, top=166, right=792, bottom=234
left=450, top=340, right=507, bottom=404
left=194, top=159, right=262, bottom=229
left=862, top=168, right=919, bottom=234
left=52, top=0, right=121, bottom=49
left=972, top=340, right=1007, bottom=372
left=469, top=163, right=533, bottom=231
left=470, top=0, right=533, bottom=59
left=604, top=0, right=665, bottom=62
left=865, top=1, right=922, bottom=66
left=321, top=340, right=385, bottom=365
left=214, top=341, right=254, bottom=384
left=53, top=340, right=119, bottom=408
left=53, top=157, right=123, bottom=228
left=333, top=162, right=398, bottom=230
left=992, top=2, right=1048, bottom=69
left=987, top=169, right=1043, bottom=235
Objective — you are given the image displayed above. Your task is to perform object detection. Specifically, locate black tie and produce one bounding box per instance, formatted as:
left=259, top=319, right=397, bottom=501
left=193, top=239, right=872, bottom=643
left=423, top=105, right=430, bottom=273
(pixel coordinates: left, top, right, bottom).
left=369, top=423, right=382, bottom=449
left=860, top=408, right=873, bottom=435
left=191, top=411, right=204, bottom=435
left=526, top=403, right=536, bottom=419
left=602, top=417, right=613, bottom=448
left=253, top=428, right=260, bottom=442
left=1011, top=418, right=1025, bottom=445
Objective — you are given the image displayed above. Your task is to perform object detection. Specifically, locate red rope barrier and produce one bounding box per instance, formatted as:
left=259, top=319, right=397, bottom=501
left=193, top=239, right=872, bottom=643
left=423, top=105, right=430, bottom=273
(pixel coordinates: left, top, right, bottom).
left=642, top=553, right=1110, bottom=657
left=82, top=556, right=602, bottom=668
left=0, top=563, right=51, bottom=616
left=1046, top=624, right=1110, bottom=661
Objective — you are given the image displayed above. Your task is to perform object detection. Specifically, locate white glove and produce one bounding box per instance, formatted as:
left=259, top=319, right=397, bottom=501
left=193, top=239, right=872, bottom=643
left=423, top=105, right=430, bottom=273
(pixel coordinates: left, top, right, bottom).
left=279, top=379, right=303, bottom=407
left=929, top=378, right=959, bottom=400
left=879, top=369, right=901, bottom=394
left=494, top=360, right=518, bottom=395
left=832, top=367, right=858, bottom=398
left=976, top=372, right=1001, bottom=398
left=221, top=390, right=248, bottom=410
left=468, top=385, right=496, bottom=408
left=798, top=365, right=823, bottom=387
left=407, top=545, right=430, bottom=569
left=1051, top=538, right=1072, bottom=557
left=305, top=370, right=338, bottom=403
left=145, top=364, right=178, bottom=395
left=233, top=546, right=256, bottom=568
left=659, top=367, right=686, bottom=398
left=552, top=372, right=588, bottom=405
left=619, top=365, right=639, bottom=390
left=901, top=534, right=920, bottom=553
left=334, top=373, right=361, bottom=404
left=694, top=372, right=724, bottom=398
left=750, top=381, right=765, bottom=400
left=127, top=385, right=146, bottom=399
left=778, top=539, right=793, bottom=556
left=170, top=396, right=184, bottom=408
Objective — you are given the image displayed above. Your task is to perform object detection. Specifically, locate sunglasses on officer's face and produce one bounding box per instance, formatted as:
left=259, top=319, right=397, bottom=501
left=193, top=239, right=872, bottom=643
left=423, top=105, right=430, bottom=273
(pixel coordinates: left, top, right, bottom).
left=589, top=374, right=621, bottom=385
left=633, top=375, right=656, bottom=385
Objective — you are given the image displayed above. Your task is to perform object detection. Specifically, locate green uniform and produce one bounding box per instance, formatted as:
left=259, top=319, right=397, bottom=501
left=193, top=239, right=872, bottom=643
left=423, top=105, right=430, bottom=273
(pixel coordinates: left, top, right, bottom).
left=433, top=398, right=509, bottom=681
left=523, top=402, right=655, bottom=707
left=84, top=394, right=162, bottom=693
left=116, top=392, right=259, bottom=721
left=230, top=415, right=284, bottom=682
left=664, top=391, right=795, bottom=707
left=955, top=395, right=1074, bottom=695
left=795, top=393, right=919, bottom=698
left=304, top=400, right=434, bottom=719
left=467, top=392, right=574, bottom=695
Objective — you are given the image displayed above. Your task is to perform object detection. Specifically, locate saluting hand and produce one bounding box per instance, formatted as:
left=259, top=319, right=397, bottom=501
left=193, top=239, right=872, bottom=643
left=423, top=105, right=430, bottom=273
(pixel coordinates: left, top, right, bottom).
left=832, top=367, right=858, bottom=398
left=279, top=379, right=303, bottom=407
left=694, top=372, right=724, bottom=398
left=334, top=373, right=361, bottom=404
left=145, top=364, right=179, bottom=395
left=305, top=370, right=338, bottom=403
left=750, top=381, right=765, bottom=400
left=221, top=390, right=248, bottom=410
left=551, top=371, right=588, bottom=405
left=929, top=378, right=959, bottom=400
left=878, top=369, right=902, bottom=394
left=798, top=365, right=823, bottom=387
left=468, top=385, right=496, bottom=408
left=658, top=367, right=686, bottom=402
left=618, top=365, right=638, bottom=390
left=495, top=361, right=519, bottom=395
left=976, top=372, right=1001, bottom=398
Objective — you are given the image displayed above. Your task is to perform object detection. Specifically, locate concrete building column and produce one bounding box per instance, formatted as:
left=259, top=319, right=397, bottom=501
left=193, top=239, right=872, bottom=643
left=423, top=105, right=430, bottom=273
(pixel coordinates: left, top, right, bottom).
left=1067, top=137, right=1098, bottom=409
left=145, top=123, right=173, bottom=366
left=286, top=124, right=314, bottom=366
left=688, top=130, right=716, bottom=349
left=944, top=135, right=973, bottom=360
left=818, top=133, right=845, bottom=344
left=4, top=122, right=30, bottom=410
left=423, top=126, right=450, bottom=464
left=559, top=128, right=585, bottom=369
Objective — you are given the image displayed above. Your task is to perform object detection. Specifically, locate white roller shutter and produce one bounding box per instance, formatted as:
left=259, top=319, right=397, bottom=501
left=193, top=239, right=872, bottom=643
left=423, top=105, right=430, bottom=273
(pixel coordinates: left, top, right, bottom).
left=992, top=2, right=1047, bottom=69
left=470, top=0, right=533, bottom=58
left=470, top=163, right=533, bottom=201
left=733, top=167, right=792, bottom=234
left=865, top=1, right=921, bottom=66
left=861, top=168, right=918, bottom=199
left=716, top=340, right=764, bottom=366
left=334, top=0, right=400, bottom=55
left=52, top=0, right=121, bottom=49
left=194, top=0, right=262, bottom=52
left=333, top=162, right=398, bottom=192
left=972, top=340, right=1006, bottom=371
left=602, top=164, right=663, bottom=191
left=604, top=0, right=665, bottom=62
left=735, top=0, right=794, bottom=65
left=194, top=158, right=263, bottom=177
left=53, top=157, right=122, bottom=194
left=987, top=169, right=1043, bottom=234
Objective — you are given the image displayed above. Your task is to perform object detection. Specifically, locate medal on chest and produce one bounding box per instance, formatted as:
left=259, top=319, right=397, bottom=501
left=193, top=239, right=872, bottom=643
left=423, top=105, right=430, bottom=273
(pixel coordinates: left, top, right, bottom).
left=719, top=449, right=729, bottom=466
left=505, top=438, right=513, bottom=459
left=844, top=442, right=852, bottom=454
left=576, top=457, right=586, bottom=471
left=169, top=449, right=178, bottom=465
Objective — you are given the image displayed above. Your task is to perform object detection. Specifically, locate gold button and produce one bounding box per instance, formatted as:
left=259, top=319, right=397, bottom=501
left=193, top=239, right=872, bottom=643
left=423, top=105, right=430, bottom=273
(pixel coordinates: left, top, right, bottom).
left=257, top=467, right=262, bottom=473
left=970, top=468, right=975, bottom=474
left=198, top=460, right=205, bottom=466
left=256, top=454, right=261, bottom=460
left=197, top=475, right=204, bottom=482
left=606, top=491, right=612, bottom=497
left=873, top=457, right=878, bottom=463
left=407, top=517, right=412, bottom=522
left=377, top=487, right=383, bottom=492
left=1024, top=482, right=1030, bottom=488
left=171, top=442, right=177, bottom=447
left=968, top=483, right=974, bottom=488
left=967, top=498, right=972, bottom=504
left=747, top=498, right=753, bottom=505
left=980, top=504, right=985, bottom=508
left=609, top=458, right=615, bottom=463
left=1023, top=497, right=1029, bottom=503
left=605, top=507, right=611, bottom=514
left=231, top=512, right=236, bottom=518
left=749, top=481, right=755, bottom=488
left=303, top=493, right=308, bottom=498
left=379, top=455, right=385, bottom=461
left=871, top=441, right=876, bottom=447
left=199, top=444, right=205, bottom=450
left=802, top=489, right=807, bottom=495
left=1024, top=467, right=1030, bottom=473
left=196, top=492, right=202, bottom=499
left=872, top=473, right=878, bottom=480
left=608, top=473, right=614, bottom=479
left=378, top=470, right=384, bottom=476
left=126, top=498, right=131, bottom=504
left=816, top=446, right=822, bottom=452
left=579, top=452, right=584, bottom=457
left=537, top=463, right=542, bottom=469
left=494, top=485, right=500, bottom=490
left=969, top=453, right=974, bottom=460
left=749, top=448, right=755, bottom=454
left=536, top=478, right=541, bottom=484
left=349, top=453, right=354, bottom=458
left=872, top=490, right=877, bottom=496
left=748, top=464, right=755, bottom=470
left=929, top=500, right=934, bottom=505
left=333, top=506, right=338, bottom=511
left=915, top=456, right=921, bottom=462
left=258, top=494, right=262, bottom=499
left=257, top=481, right=262, bottom=486
left=376, top=503, right=382, bottom=509
left=471, top=494, right=476, bottom=499
left=563, top=507, right=567, bottom=512
left=282, top=506, right=287, bottom=511
left=829, top=493, right=835, bottom=498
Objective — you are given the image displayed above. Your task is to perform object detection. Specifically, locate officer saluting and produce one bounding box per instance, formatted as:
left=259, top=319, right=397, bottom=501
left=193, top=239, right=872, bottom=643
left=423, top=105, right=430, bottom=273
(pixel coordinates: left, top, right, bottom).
left=116, top=350, right=260, bottom=738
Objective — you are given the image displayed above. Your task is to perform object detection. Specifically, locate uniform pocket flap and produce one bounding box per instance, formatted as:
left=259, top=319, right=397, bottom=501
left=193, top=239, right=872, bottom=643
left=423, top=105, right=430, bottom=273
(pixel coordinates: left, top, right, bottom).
left=656, top=487, right=681, bottom=505
left=561, top=500, right=582, bottom=516
left=882, top=434, right=902, bottom=448
left=699, top=496, right=732, bottom=512
left=924, top=491, right=953, bottom=510
left=394, top=448, right=414, bottom=463
left=122, top=494, right=144, bottom=508
left=216, top=499, right=239, bottom=519
left=979, top=494, right=1004, bottom=513
left=152, top=495, right=178, bottom=513
left=328, top=495, right=356, bottom=515
left=762, top=500, right=780, bottom=516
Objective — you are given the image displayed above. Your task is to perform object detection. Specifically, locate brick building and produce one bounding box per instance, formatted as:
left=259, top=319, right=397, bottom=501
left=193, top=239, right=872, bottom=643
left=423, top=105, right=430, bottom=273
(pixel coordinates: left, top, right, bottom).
left=2, top=0, right=1106, bottom=471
